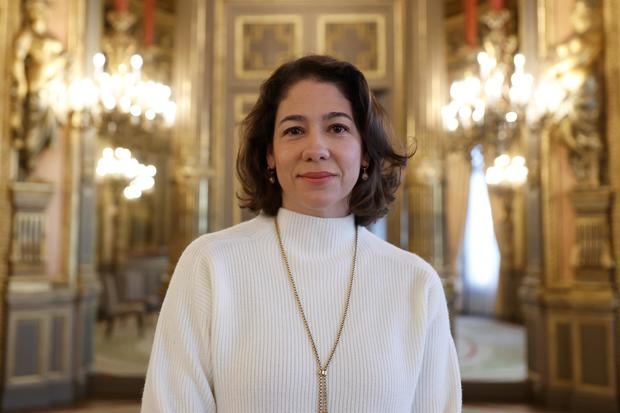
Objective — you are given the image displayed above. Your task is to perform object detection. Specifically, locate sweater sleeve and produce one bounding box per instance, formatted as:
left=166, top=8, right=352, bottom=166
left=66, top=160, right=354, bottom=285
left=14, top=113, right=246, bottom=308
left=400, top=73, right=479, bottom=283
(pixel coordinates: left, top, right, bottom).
left=411, top=273, right=462, bottom=413
left=141, top=241, right=216, bottom=413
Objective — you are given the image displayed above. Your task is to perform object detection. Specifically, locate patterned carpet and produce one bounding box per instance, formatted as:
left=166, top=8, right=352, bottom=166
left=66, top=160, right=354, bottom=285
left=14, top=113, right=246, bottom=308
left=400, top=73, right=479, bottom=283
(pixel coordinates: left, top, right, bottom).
left=93, top=314, right=528, bottom=381
left=456, top=315, right=527, bottom=382
left=93, top=314, right=157, bottom=376
left=31, top=313, right=567, bottom=413
left=39, top=315, right=551, bottom=413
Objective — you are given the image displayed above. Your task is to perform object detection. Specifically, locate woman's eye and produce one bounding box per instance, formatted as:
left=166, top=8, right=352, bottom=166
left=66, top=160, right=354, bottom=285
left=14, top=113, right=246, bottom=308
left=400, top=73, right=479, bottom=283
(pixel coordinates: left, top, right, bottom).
left=283, top=126, right=304, bottom=136
left=330, top=124, right=350, bottom=134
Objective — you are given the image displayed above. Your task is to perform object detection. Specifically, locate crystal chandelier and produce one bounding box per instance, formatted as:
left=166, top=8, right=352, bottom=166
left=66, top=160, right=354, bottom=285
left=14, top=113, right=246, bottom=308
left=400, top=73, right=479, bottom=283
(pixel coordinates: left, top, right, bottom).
left=91, top=52, right=176, bottom=127
left=88, top=2, right=176, bottom=130
left=96, top=147, right=157, bottom=200
left=88, top=2, right=170, bottom=201
left=442, top=52, right=533, bottom=135
left=442, top=5, right=532, bottom=187
left=485, top=153, right=528, bottom=187
left=54, top=4, right=176, bottom=132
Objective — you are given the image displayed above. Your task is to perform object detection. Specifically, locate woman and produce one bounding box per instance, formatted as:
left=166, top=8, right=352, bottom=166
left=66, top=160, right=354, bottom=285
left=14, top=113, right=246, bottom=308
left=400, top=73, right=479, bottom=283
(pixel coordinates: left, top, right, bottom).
left=142, top=55, right=461, bottom=412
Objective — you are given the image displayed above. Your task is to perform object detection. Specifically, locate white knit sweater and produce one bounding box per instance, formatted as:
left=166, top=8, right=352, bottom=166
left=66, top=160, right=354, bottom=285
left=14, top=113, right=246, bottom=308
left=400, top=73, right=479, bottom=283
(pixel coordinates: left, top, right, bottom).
left=141, top=209, right=462, bottom=412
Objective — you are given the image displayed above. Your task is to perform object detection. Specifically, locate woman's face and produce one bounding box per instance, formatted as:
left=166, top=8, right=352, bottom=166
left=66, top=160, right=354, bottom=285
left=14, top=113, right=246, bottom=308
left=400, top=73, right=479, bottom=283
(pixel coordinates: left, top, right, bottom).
left=267, top=79, right=366, bottom=218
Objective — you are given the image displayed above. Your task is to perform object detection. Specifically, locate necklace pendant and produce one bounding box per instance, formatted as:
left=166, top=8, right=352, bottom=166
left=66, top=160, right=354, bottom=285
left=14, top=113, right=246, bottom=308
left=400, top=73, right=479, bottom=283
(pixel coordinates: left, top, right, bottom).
left=318, top=369, right=328, bottom=413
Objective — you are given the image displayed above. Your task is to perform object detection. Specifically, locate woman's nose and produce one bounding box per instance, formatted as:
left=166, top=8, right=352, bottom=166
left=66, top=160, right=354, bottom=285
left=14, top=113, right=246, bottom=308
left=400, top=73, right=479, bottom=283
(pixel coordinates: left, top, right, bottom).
left=302, top=128, right=330, bottom=161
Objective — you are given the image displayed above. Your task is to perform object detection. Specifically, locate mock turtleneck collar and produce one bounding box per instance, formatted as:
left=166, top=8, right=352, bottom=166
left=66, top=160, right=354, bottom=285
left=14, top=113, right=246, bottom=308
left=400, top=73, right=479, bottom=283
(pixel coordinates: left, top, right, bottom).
left=272, top=208, right=357, bottom=259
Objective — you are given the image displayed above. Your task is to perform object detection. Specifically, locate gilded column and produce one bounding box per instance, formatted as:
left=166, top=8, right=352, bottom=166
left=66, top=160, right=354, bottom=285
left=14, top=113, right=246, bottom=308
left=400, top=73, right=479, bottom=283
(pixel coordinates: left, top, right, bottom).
left=405, top=0, right=454, bottom=318
left=0, top=0, right=21, bottom=399
left=405, top=0, right=446, bottom=266
left=167, top=0, right=213, bottom=281
left=603, top=0, right=620, bottom=401
left=66, top=0, right=102, bottom=397
left=68, top=0, right=100, bottom=285
left=518, top=0, right=548, bottom=398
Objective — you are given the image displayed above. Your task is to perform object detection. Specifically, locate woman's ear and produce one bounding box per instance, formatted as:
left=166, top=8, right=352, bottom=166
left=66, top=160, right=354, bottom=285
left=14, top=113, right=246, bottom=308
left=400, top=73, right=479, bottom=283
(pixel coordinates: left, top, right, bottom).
left=267, top=149, right=275, bottom=169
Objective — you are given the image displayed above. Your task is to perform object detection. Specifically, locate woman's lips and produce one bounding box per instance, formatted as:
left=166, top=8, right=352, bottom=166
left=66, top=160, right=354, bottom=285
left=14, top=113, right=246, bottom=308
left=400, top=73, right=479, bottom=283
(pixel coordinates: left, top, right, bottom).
left=299, top=171, right=336, bottom=183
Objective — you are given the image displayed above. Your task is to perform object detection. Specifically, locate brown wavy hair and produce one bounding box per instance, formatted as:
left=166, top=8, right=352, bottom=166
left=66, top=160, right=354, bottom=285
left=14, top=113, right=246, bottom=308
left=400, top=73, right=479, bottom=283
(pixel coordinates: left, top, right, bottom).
left=236, top=55, right=413, bottom=226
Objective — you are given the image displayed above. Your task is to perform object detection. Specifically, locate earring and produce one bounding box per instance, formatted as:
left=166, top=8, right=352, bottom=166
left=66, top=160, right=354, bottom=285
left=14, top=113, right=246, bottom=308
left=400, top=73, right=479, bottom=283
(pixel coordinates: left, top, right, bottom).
left=361, top=166, right=369, bottom=181
left=268, top=168, right=276, bottom=184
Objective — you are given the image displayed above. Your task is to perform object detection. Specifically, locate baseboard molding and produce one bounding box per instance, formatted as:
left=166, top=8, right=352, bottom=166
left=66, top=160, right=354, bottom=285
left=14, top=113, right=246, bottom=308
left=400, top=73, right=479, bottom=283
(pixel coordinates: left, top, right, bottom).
left=2, top=380, right=74, bottom=412
left=462, top=380, right=532, bottom=404
left=87, top=373, right=144, bottom=401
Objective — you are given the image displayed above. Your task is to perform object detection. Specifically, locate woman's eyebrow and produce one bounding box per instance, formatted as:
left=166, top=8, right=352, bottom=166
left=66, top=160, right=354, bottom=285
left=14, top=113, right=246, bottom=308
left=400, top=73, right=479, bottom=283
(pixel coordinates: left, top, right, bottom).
left=278, top=114, right=306, bottom=125
left=323, top=112, right=353, bottom=122
left=277, top=112, right=353, bottom=125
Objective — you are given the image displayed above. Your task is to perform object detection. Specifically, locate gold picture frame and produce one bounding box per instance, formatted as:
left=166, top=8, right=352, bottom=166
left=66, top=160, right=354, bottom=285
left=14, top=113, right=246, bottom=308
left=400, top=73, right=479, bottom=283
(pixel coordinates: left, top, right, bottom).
left=317, top=14, right=387, bottom=80
left=234, top=14, right=303, bottom=80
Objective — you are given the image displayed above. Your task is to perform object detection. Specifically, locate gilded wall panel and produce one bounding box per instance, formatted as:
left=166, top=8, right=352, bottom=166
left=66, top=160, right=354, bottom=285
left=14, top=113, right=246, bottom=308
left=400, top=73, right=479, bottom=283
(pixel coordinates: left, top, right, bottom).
left=554, top=321, right=573, bottom=381
left=542, top=142, right=576, bottom=287
left=317, top=14, right=386, bottom=79
left=547, top=314, right=573, bottom=388
left=234, top=15, right=302, bottom=79
left=47, top=309, right=71, bottom=379
left=603, top=0, right=620, bottom=288
left=546, top=314, right=617, bottom=393
left=546, top=313, right=617, bottom=404
left=7, top=315, right=46, bottom=385
left=6, top=307, right=72, bottom=387
left=49, top=316, right=66, bottom=374
left=579, top=323, right=610, bottom=387
left=234, top=94, right=259, bottom=124
left=574, top=317, right=616, bottom=395
left=537, top=0, right=577, bottom=58
left=525, top=309, right=540, bottom=377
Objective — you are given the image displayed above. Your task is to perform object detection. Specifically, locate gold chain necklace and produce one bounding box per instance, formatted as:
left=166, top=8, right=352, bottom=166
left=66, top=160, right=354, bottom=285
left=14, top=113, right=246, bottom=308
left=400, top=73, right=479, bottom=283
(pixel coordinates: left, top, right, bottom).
left=274, top=218, right=358, bottom=413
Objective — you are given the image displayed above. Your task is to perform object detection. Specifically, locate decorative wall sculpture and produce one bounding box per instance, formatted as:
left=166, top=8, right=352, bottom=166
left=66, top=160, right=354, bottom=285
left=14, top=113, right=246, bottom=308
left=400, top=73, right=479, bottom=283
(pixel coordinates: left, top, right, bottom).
left=543, top=0, right=604, bottom=188
left=11, top=0, right=66, bottom=181
left=9, top=0, right=65, bottom=279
